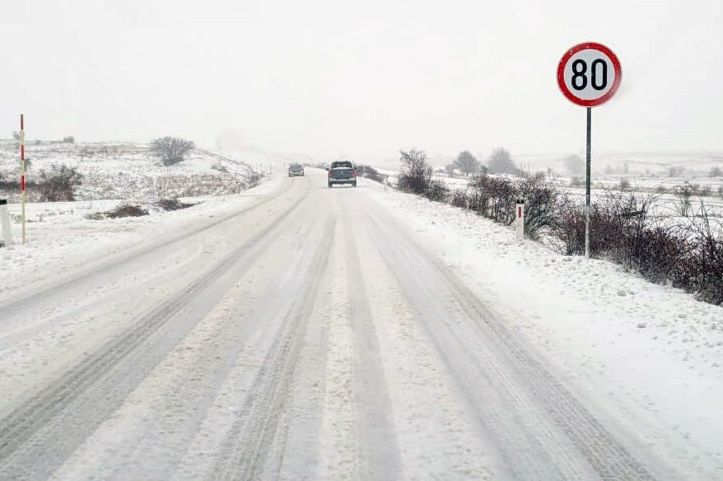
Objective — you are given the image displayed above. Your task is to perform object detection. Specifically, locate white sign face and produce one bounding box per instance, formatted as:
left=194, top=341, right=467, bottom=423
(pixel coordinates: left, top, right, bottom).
left=557, top=42, right=622, bottom=107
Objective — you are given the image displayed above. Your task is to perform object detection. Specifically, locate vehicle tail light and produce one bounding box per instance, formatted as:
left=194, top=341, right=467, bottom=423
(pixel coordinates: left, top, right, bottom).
left=352, top=169, right=357, bottom=177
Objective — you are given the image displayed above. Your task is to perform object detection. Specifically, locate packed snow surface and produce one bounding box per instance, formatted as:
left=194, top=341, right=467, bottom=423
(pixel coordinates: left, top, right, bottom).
left=0, top=169, right=720, bottom=480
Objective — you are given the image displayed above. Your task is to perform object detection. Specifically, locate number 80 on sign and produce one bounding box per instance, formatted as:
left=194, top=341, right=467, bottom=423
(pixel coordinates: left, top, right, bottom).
left=557, top=42, right=622, bottom=107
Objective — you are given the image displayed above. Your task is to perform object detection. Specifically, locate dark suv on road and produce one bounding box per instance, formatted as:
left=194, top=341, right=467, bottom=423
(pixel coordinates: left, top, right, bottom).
left=327, top=160, right=357, bottom=188
left=288, top=163, right=304, bottom=177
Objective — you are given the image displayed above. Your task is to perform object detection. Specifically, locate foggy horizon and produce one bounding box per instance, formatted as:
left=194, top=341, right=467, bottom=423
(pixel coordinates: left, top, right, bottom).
left=2, top=0, right=722, bottom=163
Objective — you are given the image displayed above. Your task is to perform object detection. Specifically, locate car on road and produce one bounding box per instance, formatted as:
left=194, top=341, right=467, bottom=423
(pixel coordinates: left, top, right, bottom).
left=288, top=163, right=304, bottom=177
left=327, top=160, right=357, bottom=188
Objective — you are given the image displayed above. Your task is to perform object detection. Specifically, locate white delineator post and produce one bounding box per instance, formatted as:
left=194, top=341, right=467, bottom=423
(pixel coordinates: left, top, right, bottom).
left=0, top=199, right=13, bottom=247
left=516, top=199, right=525, bottom=241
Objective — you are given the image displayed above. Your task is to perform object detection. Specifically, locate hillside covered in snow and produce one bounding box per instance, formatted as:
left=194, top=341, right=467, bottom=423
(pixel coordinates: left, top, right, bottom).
left=0, top=140, right=269, bottom=203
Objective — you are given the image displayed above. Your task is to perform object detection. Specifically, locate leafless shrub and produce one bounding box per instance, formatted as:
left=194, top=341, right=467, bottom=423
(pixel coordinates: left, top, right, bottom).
left=85, top=212, right=105, bottom=220
left=466, top=174, right=492, bottom=215
left=487, top=177, right=518, bottom=224
left=689, top=210, right=723, bottom=304
left=463, top=173, right=558, bottom=238
left=400, top=156, right=723, bottom=305
left=518, top=175, right=559, bottom=240
left=450, top=189, right=470, bottom=209
left=424, top=180, right=450, bottom=203
left=156, top=198, right=193, bottom=211
left=247, top=170, right=262, bottom=188
left=597, top=191, right=685, bottom=281
left=549, top=190, right=722, bottom=304
left=106, top=204, right=148, bottom=218
left=548, top=196, right=586, bottom=255
left=38, top=164, right=83, bottom=201
left=674, top=183, right=695, bottom=217
left=398, top=149, right=432, bottom=194
left=150, top=137, right=195, bottom=166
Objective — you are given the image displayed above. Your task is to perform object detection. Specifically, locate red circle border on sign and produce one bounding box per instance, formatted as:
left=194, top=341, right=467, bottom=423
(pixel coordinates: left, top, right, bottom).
left=557, top=42, right=622, bottom=107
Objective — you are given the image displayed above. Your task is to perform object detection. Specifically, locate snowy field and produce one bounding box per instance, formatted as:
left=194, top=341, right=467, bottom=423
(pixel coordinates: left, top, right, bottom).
left=376, top=151, right=723, bottom=219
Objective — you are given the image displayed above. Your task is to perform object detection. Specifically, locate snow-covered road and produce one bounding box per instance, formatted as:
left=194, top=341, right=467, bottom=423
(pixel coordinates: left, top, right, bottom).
left=0, top=169, right=719, bottom=480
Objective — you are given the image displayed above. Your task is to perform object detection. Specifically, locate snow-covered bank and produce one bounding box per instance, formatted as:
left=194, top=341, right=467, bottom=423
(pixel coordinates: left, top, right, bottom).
left=365, top=180, right=723, bottom=479
left=0, top=176, right=284, bottom=299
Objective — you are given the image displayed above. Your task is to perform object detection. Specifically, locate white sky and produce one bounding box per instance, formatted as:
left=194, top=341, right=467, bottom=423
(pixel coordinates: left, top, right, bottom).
left=1, top=0, right=722, bottom=163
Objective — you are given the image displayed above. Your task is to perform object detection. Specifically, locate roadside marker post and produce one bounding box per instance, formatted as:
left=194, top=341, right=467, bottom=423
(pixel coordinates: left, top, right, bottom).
left=516, top=199, right=525, bottom=241
left=19, top=114, right=27, bottom=245
left=557, top=42, right=622, bottom=257
left=0, top=199, right=13, bottom=247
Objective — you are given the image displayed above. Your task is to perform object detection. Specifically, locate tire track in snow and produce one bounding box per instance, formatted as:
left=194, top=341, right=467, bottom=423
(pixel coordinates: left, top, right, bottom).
left=209, top=216, right=336, bottom=481
left=60, top=213, right=323, bottom=481
left=0, top=178, right=299, bottom=321
left=341, top=211, right=403, bottom=481
left=364, top=208, right=662, bottom=481
left=0, top=183, right=311, bottom=481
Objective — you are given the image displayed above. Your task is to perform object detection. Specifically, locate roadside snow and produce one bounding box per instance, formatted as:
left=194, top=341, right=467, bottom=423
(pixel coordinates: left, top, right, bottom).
left=366, top=180, right=723, bottom=479
left=0, top=176, right=283, bottom=299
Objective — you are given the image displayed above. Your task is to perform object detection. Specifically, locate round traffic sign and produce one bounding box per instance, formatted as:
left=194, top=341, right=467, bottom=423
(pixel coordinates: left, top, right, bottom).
left=557, top=42, right=622, bottom=107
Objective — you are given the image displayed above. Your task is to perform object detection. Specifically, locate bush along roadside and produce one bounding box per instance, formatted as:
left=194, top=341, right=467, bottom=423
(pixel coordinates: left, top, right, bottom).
left=86, top=204, right=149, bottom=220
left=394, top=149, right=723, bottom=306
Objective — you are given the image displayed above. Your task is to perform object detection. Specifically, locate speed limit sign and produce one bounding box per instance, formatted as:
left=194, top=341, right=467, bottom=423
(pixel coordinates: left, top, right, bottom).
left=557, top=42, right=622, bottom=107
left=557, top=42, right=622, bottom=258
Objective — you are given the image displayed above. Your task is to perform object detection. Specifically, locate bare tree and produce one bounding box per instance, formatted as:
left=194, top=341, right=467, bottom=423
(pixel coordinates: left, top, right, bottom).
left=398, top=149, right=432, bottom=194
left=150, top=137, right=195, bottom=166
left=453, top=151, right=480, bottom=176
left=487, top=148, right=517, bottom=175
left=674, top=183, right=695, bottom=217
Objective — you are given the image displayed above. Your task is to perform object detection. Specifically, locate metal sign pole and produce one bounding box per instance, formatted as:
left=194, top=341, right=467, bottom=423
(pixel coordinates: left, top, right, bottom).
left=584, top=107, right=591, bottom=258
left=20, top=114, right=26, bottom=245
left=558, top=43, right=621, bottom=258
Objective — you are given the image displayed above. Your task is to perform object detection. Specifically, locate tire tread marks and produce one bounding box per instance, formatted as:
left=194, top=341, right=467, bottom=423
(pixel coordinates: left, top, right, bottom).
left=0, top=186, right=309, bottom=481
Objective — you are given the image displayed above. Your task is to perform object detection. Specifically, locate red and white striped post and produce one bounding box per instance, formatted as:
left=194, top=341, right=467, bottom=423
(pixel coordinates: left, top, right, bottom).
left=19, top=114, right=27, bottom=244
left=516, top=198, right=525, bottom=241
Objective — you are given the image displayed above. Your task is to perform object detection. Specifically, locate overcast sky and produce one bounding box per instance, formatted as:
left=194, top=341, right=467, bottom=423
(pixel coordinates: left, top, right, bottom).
left=1, top=0, right=721, bottom=162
